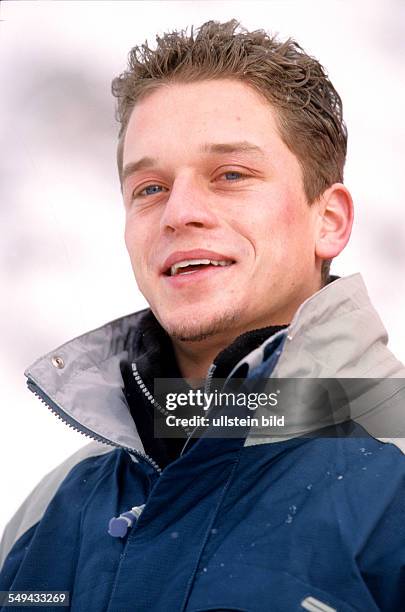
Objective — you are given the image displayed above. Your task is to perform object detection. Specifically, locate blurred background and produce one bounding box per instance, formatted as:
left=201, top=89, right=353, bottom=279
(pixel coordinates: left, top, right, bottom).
left=0, top=0, right=404, bottom=535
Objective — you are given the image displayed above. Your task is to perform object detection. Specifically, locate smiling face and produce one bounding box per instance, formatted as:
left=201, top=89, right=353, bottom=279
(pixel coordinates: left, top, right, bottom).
left=122, top=79, right=324, bottom=343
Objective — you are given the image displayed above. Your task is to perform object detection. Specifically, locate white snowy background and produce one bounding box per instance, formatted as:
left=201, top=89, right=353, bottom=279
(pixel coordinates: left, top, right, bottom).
left=0, top=0, right=404, bottom=536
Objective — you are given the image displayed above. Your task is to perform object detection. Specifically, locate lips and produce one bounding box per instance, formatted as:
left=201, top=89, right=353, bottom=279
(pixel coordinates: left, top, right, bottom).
left=161, top=249, right=235, bottom=277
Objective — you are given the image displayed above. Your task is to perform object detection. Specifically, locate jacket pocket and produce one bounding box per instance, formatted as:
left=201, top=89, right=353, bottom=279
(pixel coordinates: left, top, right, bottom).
left=189, top=608, right=248, bottom=612
left=186, top=562, right=362, bottom=612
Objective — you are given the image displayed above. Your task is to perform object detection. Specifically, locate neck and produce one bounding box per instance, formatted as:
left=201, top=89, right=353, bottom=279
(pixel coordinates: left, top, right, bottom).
left=172, top=333, right=234, bottom=381
left=171, top=323, right=288, bottom=381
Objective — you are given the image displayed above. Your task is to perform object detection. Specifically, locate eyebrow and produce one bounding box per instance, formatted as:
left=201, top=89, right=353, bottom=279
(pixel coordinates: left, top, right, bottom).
left=122, top=156, right=156, bottom=185
left=200, top=141, right=265, bottom=157
left=121, top=141, right=265, bottom=185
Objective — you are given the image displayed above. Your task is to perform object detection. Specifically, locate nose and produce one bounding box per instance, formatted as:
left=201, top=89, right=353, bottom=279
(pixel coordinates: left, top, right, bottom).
left=160, top=172, right=218, bottom=233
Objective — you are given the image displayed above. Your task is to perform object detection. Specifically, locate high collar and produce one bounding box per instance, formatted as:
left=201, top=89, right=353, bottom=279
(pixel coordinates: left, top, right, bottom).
left=120, top=313, right=287, bottom=467
left=24, top=274, right=405, bottom=461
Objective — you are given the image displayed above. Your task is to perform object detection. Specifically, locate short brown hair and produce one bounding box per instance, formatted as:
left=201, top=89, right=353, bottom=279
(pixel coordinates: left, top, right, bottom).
left=112, top=19, right=348, bottom=282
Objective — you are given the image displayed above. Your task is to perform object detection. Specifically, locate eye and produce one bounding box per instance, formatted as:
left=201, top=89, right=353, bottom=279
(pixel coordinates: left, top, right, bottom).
left=130, top=183, right=167, bottom=202
left=215, top=170, right=251, bottom=183
left=218, top=170, right=249, bottom=182
left=132, top=184, right=167, bottom=200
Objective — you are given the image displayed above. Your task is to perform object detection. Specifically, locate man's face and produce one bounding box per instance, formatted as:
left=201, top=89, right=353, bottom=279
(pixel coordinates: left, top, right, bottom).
left=122, top=79, right=322, bottom=342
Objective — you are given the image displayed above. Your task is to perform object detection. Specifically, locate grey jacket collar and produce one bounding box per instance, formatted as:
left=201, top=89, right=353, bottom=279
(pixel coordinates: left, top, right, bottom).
left=25, top=273, right=405, bottom=455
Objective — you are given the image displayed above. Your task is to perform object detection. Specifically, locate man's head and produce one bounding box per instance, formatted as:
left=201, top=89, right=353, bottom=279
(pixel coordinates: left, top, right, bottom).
left=112, top=20, right=353, bottom=344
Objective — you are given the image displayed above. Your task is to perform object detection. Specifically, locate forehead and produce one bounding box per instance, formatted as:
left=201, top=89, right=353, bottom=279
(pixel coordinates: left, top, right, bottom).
left=122, top=79, right=283, bottom=165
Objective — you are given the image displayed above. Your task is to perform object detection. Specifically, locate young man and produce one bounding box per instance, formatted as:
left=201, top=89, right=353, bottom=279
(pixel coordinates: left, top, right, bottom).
left=1, top=20, right=404, bottom=612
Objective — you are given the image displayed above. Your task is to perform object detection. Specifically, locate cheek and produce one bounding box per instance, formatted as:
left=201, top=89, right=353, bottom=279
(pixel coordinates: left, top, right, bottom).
left=278, top=206, right=317, bottom=267
left=124, top=220, right=148, bottom=276
left=124, top=222, right=137, bottom=259
left=239, top=194, right=313, bottom=262
left=263, top=184, right=313, bottom=232
left=231, top=194, right=294, bottom=247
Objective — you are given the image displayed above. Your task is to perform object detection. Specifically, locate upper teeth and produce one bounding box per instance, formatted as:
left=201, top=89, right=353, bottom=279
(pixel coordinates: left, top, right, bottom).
left=170, top=259, right=232, bottom=276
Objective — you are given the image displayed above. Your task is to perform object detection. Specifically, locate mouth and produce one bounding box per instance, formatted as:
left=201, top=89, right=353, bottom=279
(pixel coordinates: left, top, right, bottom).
left=166, top=258, right=234, bottom=277
left=161, top=250, right=236, bottom=279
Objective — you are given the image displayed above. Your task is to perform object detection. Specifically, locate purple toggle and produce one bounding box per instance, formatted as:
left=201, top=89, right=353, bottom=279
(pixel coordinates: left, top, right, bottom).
left=108, top=507, right=144, bottom=538
left=108, top=516, right=131, bottom=538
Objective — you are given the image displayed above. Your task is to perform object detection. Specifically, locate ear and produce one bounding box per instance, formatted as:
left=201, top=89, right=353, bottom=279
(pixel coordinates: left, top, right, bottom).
left=315, top=183, right=354, bottom=260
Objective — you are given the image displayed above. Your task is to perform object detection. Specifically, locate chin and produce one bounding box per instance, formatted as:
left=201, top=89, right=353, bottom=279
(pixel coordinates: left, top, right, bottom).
left=158, top=307, right=243, bottom=343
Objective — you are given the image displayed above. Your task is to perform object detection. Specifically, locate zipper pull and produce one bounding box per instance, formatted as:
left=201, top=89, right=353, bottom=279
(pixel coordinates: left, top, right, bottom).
left=108, top=504, right=145, bottom=538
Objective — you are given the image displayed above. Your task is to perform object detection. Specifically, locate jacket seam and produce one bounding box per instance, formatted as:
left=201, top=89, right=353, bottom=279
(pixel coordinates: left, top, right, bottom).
left=180, top=445, right=244, bottom=612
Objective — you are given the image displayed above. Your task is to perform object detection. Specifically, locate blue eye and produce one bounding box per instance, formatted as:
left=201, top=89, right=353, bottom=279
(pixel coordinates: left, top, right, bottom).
left=224, top=171, right=243, bottom=180
left=140, top=184, right=164, bottom=196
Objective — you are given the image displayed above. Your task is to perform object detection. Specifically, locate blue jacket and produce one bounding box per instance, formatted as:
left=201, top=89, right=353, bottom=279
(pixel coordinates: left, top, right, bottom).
left=1, top=274, right=405, bottom=611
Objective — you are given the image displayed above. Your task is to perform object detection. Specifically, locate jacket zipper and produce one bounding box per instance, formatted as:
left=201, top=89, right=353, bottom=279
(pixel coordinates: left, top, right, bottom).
left=180, top=363, right=217, bottom=457
left=204, top=363, right=217, bottom=396
left=26, top=378, right=162, bottom=474
left=132, top=361, right=218, bottom=458
left=131, top=363, right=192, bottom=436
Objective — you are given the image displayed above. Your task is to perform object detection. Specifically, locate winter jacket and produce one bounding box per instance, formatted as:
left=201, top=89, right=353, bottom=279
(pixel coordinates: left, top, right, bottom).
left=1, top=273, right=405, bottom=612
